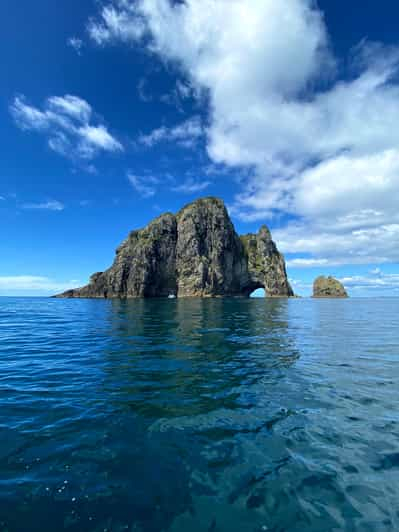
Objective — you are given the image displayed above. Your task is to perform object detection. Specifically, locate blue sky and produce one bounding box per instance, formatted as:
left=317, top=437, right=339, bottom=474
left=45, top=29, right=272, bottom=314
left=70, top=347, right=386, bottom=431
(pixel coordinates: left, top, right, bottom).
left=1, top=0, right=399, bottom=297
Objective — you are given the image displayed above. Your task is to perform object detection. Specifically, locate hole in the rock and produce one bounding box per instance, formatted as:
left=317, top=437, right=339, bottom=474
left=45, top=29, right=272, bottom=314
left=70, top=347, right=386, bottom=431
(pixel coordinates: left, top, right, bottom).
left=249, top=288, right=266, bottom=298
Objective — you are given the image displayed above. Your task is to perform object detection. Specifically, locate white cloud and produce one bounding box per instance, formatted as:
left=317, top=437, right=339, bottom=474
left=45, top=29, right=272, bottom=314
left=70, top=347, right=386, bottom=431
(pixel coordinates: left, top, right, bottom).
left=21, top=200, right=65, bottom=211
left=0, top=276, right=79, bottom=294
left=139, top=116, right=203, bottom=148
left=68, top=37, right=83, bottom=54
left=288, top=277, right=313, bottom=293
left=339, top=271, right=399, bottom=292
left=137, top=77, right=153, bottom=102
left=48, top=95, right=92, bottom=123
left=286, top=258, right=330, bottom=268
left=235, top=149, right=399, bottom=224
left=160, top=80, right=199, bottom=110
left=88, top=3, right=146, bottom=44
left=175, top=81, right=192, bottom=100
left=275, top=222, right=399, bottom=266
left=87, top=0, right=399, bottom=267
left=128, top=171, right=210, bottom=197
left=288, top=270, right=399, bottom=296
left=78, top=124, right=123, bottom=155
left=172, top=178, right=211, bottom=194
left=127, top=173, right=159, bottom=198
left=10, top=94, right=123, bottom=161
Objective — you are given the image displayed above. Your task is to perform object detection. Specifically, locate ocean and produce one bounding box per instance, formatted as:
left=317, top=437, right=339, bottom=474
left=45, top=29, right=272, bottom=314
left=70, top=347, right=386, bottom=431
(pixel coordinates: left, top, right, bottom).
left=0, top=296, right=398, bottom=531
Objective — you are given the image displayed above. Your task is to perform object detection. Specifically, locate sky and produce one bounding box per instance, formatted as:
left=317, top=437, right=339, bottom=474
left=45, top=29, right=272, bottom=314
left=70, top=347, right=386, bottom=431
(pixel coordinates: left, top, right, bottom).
left=1, top=0, right=399, bottom=297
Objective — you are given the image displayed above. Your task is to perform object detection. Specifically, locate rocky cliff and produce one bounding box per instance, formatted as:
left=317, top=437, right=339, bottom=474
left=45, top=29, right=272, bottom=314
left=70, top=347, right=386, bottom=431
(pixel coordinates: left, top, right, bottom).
left=313, top=276, right=348, bottom=298
left=56, top=197, right=293, bottom=299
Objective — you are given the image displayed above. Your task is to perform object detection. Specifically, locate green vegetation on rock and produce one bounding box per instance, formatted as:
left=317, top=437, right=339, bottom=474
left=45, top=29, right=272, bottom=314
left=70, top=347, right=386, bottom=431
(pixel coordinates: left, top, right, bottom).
left=55, top=197, right=294, bottom=299
left=313, top=276, right=349, bottom=298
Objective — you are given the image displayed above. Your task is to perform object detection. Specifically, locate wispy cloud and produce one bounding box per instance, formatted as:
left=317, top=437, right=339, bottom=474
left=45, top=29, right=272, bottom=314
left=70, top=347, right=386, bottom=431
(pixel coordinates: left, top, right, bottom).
left=139, top=117, right=203, bottom=149
left=340, top=271, right=399, bottom=292
left=137, top=78, right=153, bottom=103
left=21, top=200, right=65, bottom=211
left=286, top=258, right=331, bottom=268
left=87, top=3, right=146, bottom=45
left=68, top=36, right=83, bottom=55
left=287, top=271, right=399, bottom=296
left=127, top=173, right=159, bottom=198
left=172, top=178, right=211, bottom=194
left=289, top=278, right=313, bottom=293
left=0, top=276, right=80, bottom=294
left=79, top=200, right=92, bottom=207
left=10, top=94, right=123, bottom=162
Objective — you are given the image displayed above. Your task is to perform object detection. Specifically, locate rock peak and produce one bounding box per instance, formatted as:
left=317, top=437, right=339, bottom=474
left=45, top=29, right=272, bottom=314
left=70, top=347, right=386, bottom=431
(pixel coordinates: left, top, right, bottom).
left=176, top=196, right=226, bottom=218
left=55, top=197, right=293, bottom=299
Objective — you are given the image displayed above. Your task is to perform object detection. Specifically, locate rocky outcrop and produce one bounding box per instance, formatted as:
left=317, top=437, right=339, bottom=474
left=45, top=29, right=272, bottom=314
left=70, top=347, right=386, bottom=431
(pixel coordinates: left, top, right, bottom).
left=240, top=226, right=293, bottom=297
left=55, top=197, right=294, bottom=299
left=175, top=198, right=247, bottom=297
left=313, top=276, right=348, bottom=298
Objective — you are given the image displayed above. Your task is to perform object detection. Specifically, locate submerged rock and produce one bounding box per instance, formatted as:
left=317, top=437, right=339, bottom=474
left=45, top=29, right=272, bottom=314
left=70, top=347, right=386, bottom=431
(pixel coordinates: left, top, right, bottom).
left=55, top=197, right=294, bottom=299
left=313, top=276, right=348, bottom=298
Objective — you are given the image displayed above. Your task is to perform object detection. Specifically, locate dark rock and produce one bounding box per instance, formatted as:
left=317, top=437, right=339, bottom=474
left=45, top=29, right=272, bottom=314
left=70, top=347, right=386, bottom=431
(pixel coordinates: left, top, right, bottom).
left=241, top=226, right=293, bottom=297
left=313, top=276, right=348, bottom=298
left=55, top=197, right=294, bottom=299
left=175, top=198, right=247, bottom=297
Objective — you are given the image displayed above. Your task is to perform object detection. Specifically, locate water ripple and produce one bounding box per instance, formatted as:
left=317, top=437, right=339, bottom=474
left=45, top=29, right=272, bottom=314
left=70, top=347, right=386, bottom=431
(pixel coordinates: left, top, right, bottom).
left=0, top=297, right=399, bottom=531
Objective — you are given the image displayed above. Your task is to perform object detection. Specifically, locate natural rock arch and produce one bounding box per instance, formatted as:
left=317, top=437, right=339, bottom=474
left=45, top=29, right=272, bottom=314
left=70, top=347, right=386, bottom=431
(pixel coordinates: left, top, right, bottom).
left=243, top=282, right=266, bottom=298
left=56, top=197, right=293, bottom=299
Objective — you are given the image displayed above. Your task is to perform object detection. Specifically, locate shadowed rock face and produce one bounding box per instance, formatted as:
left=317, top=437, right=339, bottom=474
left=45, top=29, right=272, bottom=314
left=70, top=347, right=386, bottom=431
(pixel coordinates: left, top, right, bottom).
left=56, top=197, right=294, bottom=299
left=313, top=276, right=348, bottom=298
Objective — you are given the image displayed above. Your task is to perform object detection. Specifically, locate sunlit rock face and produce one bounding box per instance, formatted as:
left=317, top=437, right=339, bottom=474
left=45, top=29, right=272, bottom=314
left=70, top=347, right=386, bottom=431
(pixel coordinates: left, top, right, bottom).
left=313, top=276, right=349, bottom=298
left=56, top=197, right=293, bottom=299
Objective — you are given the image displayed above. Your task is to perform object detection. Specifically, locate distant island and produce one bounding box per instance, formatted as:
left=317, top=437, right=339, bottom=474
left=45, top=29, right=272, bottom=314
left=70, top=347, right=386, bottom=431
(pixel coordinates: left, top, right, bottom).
left=313, top=276, right=348, bottom=298
left=55, top=197, right=294, bottom=299
left=55, top=197, right=350, bottom=300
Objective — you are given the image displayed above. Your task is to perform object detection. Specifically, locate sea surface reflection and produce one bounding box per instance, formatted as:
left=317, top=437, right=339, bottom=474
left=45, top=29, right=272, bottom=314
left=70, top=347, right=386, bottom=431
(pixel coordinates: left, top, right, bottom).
left=0, top=297, right=399, bottom=531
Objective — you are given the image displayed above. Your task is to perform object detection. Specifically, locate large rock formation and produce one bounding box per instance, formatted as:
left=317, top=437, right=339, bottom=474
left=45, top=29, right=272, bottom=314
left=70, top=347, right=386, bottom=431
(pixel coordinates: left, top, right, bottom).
left=56, top=197, right=293, bottom=299
left=313, top=276, right=348, bottom=298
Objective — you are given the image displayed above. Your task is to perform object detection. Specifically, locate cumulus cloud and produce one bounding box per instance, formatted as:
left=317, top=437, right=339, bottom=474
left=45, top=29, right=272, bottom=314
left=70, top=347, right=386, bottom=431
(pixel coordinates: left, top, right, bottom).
left=87, top=0, right=399, bottom=266
left=10, top=94, right=123, bottom=161
left=276, top=222, right=399, bottom=267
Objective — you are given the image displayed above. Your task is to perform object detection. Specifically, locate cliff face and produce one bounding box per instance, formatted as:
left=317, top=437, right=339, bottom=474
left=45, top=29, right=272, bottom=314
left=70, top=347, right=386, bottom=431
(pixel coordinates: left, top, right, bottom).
left=240, top=226, right=293, bottom=297
left=175, top=198, right=248, bottom=297
left=313, top=276, right=348, bottom=298
left=56, top=197, right=293, bottom=299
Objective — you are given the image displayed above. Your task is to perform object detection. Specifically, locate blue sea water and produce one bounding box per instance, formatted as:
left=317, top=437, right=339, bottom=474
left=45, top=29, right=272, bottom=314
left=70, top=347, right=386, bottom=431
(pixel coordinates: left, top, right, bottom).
left=1, top=297, right=399, bottom=532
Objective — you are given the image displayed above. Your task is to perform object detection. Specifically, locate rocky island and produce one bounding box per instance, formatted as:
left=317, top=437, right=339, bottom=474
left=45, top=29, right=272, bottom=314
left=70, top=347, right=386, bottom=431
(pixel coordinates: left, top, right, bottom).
left=313, top=276, right=348, bottom=298
left=56, top=197, right=294, bottom=299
